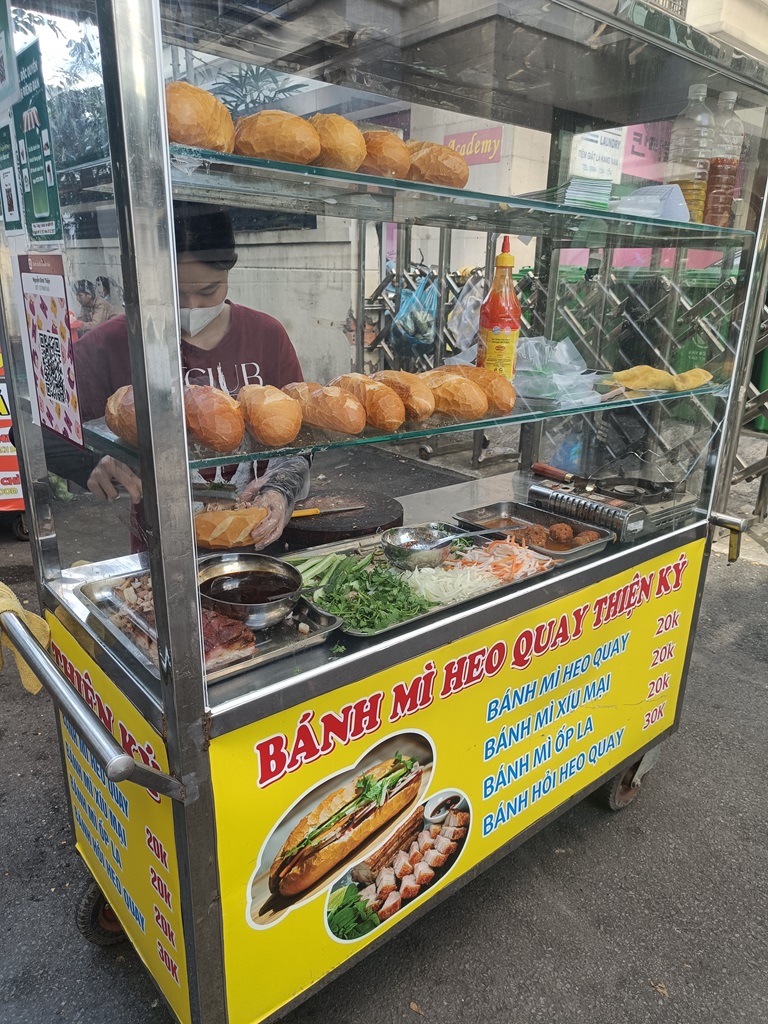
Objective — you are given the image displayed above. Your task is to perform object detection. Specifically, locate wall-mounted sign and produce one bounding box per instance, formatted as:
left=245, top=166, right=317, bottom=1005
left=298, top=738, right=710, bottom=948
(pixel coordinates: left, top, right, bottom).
left=18, top=251, right=82, bottom=446
left=0, top=122, right=23, bottom=234
left=570, top=128, right=626, bottom=183
left=0, top=0, right=20, bottom=113
left=444, top=126, right=502, bottom=165
left=12, top=40, right=62, bottom=244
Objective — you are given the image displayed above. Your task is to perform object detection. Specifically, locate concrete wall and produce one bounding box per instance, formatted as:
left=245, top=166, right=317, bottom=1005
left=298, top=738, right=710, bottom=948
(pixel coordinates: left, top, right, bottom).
left=687, top=0, right=768, bottom=59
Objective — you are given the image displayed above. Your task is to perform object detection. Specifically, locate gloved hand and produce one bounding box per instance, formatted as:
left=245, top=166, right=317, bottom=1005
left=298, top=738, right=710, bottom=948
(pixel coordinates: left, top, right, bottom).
left=239, top=457, right=311, bottom=549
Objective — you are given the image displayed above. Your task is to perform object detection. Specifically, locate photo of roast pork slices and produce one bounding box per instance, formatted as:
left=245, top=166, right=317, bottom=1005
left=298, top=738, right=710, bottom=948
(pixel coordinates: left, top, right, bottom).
left=326, top=795, right=471, bottom=941
left=248, top=735, right=434, bottom=928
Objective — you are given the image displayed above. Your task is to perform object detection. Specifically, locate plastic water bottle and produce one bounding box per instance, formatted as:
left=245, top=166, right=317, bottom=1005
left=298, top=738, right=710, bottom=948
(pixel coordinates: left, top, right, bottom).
left=665, top=84, right=715, bottom=224
left=703, top=92, right=744, bottom=227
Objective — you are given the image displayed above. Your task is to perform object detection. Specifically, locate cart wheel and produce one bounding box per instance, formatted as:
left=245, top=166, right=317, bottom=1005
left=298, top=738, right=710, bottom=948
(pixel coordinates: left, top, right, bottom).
left=599, top=760, right=643, bottom=811
left=419, top=445, right=433, bottom=461
left=12, top=514, right=29, bottom=541
left=75, top=879, right=127, bottom=946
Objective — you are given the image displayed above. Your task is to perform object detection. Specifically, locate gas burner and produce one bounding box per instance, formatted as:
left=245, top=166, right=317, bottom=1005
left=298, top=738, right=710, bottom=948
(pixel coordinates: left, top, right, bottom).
left=593, top=477, right=671, bottom=505
left=527, top=477, right=699, bottom=541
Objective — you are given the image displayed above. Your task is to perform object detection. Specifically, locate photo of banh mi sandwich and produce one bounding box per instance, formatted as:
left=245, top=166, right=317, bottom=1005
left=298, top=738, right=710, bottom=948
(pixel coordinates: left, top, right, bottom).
left=269, top=754, right=423, bottom=898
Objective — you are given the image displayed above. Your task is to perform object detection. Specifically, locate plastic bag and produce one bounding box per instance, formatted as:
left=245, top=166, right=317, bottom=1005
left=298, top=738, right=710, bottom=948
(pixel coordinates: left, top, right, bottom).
left=392, top=275, right=438, bottom=349
left=514, top=336, right=600, bottom=407
left=447, top=273, right=484, bottom=351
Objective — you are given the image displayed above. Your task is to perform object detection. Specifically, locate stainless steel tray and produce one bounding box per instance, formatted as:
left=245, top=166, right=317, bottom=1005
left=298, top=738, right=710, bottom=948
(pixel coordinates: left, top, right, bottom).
left=453, top=500, right=614, bottom=561
left=284, top=527, right=559, bottom=638
left=75, top=573, right=342, bottom=684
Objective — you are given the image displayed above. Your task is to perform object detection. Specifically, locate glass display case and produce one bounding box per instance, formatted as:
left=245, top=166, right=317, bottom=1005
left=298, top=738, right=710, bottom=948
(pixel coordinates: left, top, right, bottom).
left=1, top=2, right=766, bottom=1022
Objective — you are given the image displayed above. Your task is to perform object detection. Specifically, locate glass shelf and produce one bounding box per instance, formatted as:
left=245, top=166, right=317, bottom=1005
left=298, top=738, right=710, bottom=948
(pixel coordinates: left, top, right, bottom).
left=168, top=146, right=753, bottom=249
left=82, top=381, right=727, bottom=470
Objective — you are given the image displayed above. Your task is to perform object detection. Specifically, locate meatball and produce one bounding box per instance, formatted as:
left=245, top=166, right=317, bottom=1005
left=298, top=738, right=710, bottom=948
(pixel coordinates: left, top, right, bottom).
left=572, top=530, right=601, bottom=547
left=521, top=524, right=549, bottom=546
left=548, top=522, right=574, bottom=545
left=523, top=524, right=550, bottom=546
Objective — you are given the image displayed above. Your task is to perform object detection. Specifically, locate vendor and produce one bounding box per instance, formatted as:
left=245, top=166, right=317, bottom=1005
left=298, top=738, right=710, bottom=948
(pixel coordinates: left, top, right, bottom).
left=74, top=279, right=117, bottom=330
left=69, top=201, right=309, bottom=551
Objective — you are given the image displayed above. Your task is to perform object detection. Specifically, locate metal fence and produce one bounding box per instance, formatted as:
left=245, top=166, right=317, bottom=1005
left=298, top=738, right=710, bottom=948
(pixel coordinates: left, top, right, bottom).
left=649, top=0, right=688, bottom=16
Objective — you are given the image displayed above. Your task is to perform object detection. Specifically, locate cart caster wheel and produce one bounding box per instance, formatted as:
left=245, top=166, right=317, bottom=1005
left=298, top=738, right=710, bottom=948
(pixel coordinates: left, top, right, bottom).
left=75, top=879, right=127, bottom=946
left=599, top=760, right=643, bottom=811
left=419, top=445, right=433, bottom=461
left=12, top=514, right=29, bottom=541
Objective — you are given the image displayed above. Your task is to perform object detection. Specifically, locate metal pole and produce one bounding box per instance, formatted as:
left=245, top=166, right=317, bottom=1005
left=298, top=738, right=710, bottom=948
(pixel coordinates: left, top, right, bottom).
left=96, top=1, right=227, bottom=1019
left=355, top=220, right=366, bottom=373
left=711, top=183, right=768, bottom=515
left=435, top=227, right=452, bottom=366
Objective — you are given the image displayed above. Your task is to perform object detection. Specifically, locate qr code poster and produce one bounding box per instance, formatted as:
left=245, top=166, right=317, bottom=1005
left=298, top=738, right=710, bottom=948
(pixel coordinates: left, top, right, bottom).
left=18, top=252, right=83, bottom=447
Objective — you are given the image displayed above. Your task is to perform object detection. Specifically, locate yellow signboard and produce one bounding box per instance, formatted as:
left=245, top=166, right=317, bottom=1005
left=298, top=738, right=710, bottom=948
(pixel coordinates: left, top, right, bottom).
left=210, top=540, right=705, bottom=1024
left=47, top=615, right=191, bottom=1024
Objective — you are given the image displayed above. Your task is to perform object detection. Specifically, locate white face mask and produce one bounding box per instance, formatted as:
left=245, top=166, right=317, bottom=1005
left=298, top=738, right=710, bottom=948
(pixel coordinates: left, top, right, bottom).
left=180, top=300, right=226, bottom=337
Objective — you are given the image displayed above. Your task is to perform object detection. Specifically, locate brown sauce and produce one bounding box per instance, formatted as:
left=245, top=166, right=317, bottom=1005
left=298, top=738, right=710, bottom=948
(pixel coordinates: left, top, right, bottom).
left=432, top=796, right=460, bottom=817
left=200, top=571, right=295, bottom=605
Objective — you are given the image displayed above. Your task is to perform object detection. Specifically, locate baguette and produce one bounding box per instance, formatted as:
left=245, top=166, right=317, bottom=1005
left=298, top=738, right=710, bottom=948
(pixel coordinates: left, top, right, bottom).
left=360, top=131, right=411, bottom=179
left=406, top=140, right=469, bottom=189
left=439, top=365, right=516, bottom=415
left=371, top=370, right=435, bottom=422
left=418, top=371, right=489, bottom=420
left=282, top=381, right=367, bottom=435
left=194, top=506, right=269, bottom=550
left=234, top=109, right=321, bottom=165
left=269, top=757, right=423, bottom=897
left=184, top=385, right=245, bottom=452
left=165, top=81, right=235, bottom=154
left=104, top=385, right=138, bottom=447
left=308, top=113, right=367, bottom=171
left=328, top=373, right=405, bottom=432
left=239, top=384, right=302, bottom=446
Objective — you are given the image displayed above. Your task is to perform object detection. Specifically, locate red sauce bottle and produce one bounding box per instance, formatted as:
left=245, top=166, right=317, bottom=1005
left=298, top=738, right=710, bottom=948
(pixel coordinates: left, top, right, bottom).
left=477, top=235, right=521, bottom=381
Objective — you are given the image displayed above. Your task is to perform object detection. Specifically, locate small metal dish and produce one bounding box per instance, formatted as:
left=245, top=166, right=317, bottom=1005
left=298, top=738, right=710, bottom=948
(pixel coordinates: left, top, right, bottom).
left=381, top=522, right=466, bottom=570
left=198, top=553, right=303, bottom=630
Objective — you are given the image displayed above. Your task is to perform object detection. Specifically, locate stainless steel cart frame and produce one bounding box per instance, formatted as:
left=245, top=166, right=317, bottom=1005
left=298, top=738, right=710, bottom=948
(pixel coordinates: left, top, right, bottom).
left=2, top=2, right=768, bottom=1022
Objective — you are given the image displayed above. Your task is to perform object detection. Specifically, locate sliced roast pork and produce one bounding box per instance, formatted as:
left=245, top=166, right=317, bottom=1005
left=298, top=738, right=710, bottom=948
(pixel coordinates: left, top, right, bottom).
left=440, top=825, right=467, bottom=841
left=413, top=861, right=435, bottom=886
left=377, top=890, right=402, bottom=921
left=446, top=810, right=470, bottom=829
left=423, top=848, right=448, bottom=869
left=392, top=850, right=413, bottom=880
left=399, top=874, right=420, bottom=900
left=408, top=841, right=423, bottom=864
left=376, top=867, right=397, bottom=897
left=417, top=831, right=435, bottom=852
left=428, top=824, right=442, bottom=838
left=359, top=884, right=379, bottom=909
left=434, top=835, right=458, bottom=857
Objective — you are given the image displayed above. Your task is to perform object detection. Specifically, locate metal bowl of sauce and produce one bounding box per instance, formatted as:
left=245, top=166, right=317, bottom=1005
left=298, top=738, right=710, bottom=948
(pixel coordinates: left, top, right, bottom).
left=381, top=522, right=465, bottom=570
left=198, top=553, right=303, bottom=630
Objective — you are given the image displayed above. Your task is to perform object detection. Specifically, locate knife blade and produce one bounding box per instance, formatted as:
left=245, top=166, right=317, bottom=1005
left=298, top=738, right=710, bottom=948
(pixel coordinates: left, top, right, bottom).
left=291, top=505, right=365, bottom=518
left=191, top=484, right=238, bottom=506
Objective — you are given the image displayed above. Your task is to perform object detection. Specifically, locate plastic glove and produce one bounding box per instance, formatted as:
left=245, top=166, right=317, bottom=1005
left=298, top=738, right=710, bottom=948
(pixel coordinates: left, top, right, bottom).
left=240, top=456, right=311, bottom=549
left=87, top=456, right=143, bottom=504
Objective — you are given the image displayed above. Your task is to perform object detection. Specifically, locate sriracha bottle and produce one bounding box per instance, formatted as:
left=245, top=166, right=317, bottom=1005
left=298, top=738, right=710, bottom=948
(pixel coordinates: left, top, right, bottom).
left=477, top=235, right=521, bottom=381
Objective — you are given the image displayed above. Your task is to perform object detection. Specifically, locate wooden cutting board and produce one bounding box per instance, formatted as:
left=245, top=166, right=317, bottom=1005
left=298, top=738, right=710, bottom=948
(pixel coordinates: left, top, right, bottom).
left=282, top=488, right=403, bottom=549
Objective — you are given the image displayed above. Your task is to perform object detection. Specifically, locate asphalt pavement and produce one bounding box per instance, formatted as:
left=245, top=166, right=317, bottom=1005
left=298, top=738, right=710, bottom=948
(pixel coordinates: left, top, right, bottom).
left=1, top=507, right=767, bottom=1024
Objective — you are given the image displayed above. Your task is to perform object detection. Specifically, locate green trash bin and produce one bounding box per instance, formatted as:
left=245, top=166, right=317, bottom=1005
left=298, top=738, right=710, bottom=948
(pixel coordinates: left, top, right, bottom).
left=752, top=347, right=768, bottom=432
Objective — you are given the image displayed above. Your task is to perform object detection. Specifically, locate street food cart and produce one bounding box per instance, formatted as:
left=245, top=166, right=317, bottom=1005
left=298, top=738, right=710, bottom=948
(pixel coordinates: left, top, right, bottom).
left=2, top=2, right=768, bottom=1023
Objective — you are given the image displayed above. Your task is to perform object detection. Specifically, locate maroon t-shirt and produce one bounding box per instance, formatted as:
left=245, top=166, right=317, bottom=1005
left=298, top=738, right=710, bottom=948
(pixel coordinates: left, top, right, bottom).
left=73, top=302, right=304, bottom=551
left=74, top=301, right=303, bottom=419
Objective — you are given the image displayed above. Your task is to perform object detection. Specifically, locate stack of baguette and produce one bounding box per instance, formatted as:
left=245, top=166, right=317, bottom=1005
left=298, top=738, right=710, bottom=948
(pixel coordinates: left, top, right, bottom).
left=165, top=81, right=470, bottom=187
left=103, top=365, right=515, bottom=550
left=103, top=366, right=516, bottom=452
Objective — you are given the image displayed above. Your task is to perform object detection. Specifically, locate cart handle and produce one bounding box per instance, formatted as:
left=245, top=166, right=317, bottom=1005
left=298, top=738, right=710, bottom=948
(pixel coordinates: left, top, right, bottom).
left=0, top=611, right=185, bottom=802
